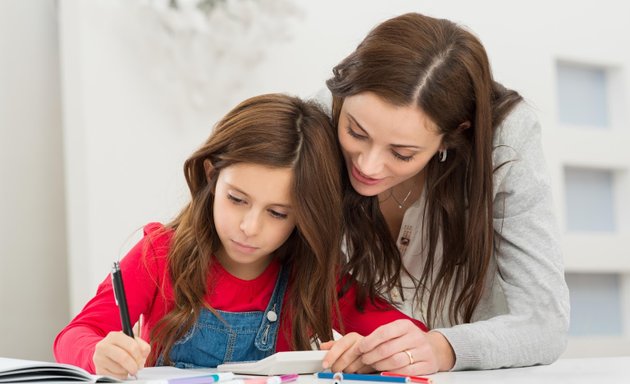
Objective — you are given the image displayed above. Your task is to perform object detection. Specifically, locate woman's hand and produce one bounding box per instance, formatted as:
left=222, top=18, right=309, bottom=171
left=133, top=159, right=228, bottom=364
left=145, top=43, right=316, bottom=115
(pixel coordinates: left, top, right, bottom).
left=320, top=332, right=375, bottom=373
left=358, top=319, right=455, bottom=375
left=93, top=331, right=151, bottom=379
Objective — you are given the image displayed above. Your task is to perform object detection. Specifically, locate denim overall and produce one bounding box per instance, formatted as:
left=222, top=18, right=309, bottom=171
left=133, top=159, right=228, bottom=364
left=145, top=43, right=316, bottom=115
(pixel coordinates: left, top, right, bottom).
left=161, top=266, right=289, bottom=368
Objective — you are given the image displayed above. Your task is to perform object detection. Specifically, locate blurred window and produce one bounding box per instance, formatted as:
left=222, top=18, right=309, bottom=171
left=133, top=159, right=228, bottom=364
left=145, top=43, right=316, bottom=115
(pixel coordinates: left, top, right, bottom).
left=557, top=62, right=609, bottom=128
left=564, top=167, right=616, bottom=232
left=566, top=273, right=622, bottom=336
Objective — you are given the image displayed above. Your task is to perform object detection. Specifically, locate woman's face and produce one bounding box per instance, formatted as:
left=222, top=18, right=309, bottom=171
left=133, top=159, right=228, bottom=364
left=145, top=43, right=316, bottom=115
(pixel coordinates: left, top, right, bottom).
left=337, top=92, right=444, bottom=197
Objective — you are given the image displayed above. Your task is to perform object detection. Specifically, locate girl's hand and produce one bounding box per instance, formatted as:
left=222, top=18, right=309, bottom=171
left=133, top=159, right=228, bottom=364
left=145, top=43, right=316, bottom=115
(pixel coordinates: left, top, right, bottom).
left=358, top=319, right=454, bottom=375
left=321, top=332, right=375, bottom=373
left=93, top=331, right=151, bottom=379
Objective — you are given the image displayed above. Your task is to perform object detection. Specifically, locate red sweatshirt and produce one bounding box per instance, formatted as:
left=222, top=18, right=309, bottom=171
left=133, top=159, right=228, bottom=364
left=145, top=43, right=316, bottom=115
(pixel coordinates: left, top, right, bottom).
left=54, top=223, right=426, bottom=372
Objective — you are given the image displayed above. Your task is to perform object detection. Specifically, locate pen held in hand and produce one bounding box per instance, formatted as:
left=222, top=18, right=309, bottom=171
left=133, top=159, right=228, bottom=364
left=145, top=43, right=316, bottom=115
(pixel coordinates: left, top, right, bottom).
left=111, top=261, right=134, bottom=337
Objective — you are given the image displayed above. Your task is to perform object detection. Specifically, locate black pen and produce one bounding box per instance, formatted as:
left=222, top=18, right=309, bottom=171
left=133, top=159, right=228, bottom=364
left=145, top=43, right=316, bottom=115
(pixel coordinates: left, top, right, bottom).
left=111, top=261, right=134, bottom=337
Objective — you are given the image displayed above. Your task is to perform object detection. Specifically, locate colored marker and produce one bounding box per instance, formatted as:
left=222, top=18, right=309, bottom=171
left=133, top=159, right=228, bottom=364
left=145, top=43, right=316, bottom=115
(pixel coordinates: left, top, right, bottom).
left=316, top=372, right=408, bottom=383
left=381, top=372, right=432, bottom=384
left=243, top=374, right=299, bottom=384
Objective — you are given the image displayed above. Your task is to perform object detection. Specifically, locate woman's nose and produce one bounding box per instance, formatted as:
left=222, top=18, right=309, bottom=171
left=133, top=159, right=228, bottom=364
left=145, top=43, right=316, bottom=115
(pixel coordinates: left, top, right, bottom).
left=357, top=147, right=384, bottom=177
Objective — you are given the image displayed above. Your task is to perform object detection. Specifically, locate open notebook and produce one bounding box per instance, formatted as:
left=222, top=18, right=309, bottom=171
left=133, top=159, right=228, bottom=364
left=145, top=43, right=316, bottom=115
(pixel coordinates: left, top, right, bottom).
left=0, top=357, right=222, bottom=383
left=0, top=357, right=120, bottom=383
left=1, top=351, right=326, bottom=382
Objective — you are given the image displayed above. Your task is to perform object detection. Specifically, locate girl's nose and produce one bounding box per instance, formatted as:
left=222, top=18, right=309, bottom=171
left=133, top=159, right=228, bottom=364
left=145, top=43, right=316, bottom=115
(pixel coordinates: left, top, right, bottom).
left=239, top=209, right=262, bottom=237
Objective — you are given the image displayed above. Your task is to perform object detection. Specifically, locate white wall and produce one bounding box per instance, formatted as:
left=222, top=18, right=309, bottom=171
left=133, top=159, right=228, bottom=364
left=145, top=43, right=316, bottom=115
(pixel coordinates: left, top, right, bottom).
left=2, top=0, right=629, bottom=360
left=0, top=0, right=68, bottom=360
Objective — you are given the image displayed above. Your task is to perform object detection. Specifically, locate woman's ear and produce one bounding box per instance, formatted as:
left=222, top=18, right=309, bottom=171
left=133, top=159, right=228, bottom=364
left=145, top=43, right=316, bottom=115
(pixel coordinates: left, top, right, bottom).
left=203, top=159, right=215, bottom=183
left=458, top=121, right=471, bottom=130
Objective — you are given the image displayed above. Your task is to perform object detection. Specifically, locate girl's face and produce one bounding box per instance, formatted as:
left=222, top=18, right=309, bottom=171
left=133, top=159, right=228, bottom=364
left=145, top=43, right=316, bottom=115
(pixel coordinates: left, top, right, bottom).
left=337, top=92, right=444, bottom=197
left=212, top=163, right=296, bottom=280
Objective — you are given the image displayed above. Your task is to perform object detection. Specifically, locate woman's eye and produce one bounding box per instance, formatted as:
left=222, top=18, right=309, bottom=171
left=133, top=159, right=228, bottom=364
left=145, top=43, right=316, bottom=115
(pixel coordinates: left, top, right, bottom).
left=227, top=194, right=245, bottom=204
left=392, top=151, right=414, bottom=162
left=346, top=126, right=367, bottom=140
left=268, top=209, right=288, bottom=220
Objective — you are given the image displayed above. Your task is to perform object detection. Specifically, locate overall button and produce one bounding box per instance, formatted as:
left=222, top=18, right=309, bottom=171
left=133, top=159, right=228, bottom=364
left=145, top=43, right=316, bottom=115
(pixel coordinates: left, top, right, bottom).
left=266, top=310, right=278, bottom=322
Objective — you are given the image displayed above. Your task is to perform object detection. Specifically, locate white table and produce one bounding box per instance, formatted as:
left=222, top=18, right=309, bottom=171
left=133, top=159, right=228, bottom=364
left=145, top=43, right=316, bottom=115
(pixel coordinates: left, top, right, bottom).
left=9, top=356, right=626, bottom=383
left=298, top=357, right=630, bottom=384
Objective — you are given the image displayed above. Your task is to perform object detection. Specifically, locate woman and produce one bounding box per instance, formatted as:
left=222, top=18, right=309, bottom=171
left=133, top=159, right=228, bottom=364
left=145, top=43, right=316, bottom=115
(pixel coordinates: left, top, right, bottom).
left=320, top=13, right=569, bottom=374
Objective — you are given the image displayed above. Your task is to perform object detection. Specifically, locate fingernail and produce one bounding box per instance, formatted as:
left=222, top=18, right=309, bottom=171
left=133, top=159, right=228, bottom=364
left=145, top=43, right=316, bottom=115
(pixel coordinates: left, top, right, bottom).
left=322, top=361, right=329, bottom=369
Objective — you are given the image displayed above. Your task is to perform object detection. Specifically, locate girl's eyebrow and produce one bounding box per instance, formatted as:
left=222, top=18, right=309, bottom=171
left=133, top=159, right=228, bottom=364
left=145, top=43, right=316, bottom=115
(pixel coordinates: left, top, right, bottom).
left=226, top=183, right=293, bottom=208
left=347, top=113, right=424, bottom=150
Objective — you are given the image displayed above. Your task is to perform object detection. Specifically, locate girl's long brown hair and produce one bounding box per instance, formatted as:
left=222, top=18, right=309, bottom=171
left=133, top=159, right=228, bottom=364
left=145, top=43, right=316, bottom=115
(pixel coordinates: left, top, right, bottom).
left=149, top=94, right=343, bottom=364
left=327, top=13, right=522, bottom=326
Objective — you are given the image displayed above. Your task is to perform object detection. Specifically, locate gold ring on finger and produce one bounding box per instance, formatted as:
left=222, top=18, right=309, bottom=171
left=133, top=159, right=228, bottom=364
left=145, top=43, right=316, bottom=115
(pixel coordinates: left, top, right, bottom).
left=404, top=349, right=414, bottom=365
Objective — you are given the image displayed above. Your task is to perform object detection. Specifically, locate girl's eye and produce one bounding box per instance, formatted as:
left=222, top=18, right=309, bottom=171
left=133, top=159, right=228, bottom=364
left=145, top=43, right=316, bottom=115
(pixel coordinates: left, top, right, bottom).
left=346, top=126, right=367, bottom=140
left=392, top=151, right=414, bottom=162
left=268, top=209, right=288, bottom=220
left=227, top=194, right=245, bottom=204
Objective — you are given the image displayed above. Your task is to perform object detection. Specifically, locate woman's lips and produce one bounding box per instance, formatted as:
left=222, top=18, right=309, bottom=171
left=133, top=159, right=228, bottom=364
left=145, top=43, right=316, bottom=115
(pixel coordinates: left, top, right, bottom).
left=350, top=165, right=382, bottom=186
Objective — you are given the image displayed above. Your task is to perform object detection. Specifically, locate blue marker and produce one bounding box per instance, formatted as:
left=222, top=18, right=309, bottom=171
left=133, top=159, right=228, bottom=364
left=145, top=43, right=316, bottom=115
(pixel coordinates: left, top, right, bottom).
left=316, top=372, right=409, bottom=383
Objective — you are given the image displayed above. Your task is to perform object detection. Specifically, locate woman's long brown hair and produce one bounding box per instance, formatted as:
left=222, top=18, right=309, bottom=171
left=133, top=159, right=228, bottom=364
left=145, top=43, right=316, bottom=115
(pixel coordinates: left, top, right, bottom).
left=327, top=13, right=522, bottom=326
left=148, top=94, right=343, bottom=364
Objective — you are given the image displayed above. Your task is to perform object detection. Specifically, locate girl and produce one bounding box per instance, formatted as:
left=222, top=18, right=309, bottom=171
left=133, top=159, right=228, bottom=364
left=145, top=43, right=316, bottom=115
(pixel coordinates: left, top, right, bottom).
left=321, top=13, right=569, bottom=374
left=53, top=93, right=426, bottom=379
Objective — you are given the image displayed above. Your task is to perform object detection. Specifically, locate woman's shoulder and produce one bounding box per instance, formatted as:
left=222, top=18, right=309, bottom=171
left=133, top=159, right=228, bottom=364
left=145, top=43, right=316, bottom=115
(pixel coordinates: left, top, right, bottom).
left=491, top=100, right=552, bottom=197
left=492, top=100, right=545, bottom=166
left=493, top=101, right=541, bottom=148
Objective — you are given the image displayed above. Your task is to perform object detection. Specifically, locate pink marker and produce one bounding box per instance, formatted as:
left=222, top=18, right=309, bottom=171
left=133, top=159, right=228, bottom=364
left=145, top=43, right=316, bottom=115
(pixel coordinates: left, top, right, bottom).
left=244, top=374, right=299, bottom=384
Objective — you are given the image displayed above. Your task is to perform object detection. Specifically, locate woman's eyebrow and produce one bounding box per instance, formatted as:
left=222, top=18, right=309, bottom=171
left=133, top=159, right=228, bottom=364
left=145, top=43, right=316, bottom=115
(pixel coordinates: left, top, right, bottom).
left=348, top=113, right=424, bottom=150
left=347, top=114, right=369, bottom=134
left=391, top=143, right=424, bottom=150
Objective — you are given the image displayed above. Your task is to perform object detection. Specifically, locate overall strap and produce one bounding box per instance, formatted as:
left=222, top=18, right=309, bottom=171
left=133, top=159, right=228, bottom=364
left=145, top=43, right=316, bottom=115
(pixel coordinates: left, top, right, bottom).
left=254, top=264, right=290, bottom=351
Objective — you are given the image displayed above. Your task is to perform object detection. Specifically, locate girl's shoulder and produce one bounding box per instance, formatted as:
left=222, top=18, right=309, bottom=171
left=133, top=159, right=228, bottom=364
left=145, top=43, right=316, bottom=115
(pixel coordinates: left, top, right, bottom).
left=142, top=222, right=174, bottom=247
left=115, top=223, right=173, bottom=294
left=134, top=222, right=174, bottom=269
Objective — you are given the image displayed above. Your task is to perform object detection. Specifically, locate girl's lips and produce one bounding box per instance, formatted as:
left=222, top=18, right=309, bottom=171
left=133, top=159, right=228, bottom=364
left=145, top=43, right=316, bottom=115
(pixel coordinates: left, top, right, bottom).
left=232, top=240, right=258, bottom=253
left=351, top=165, right=383, bottom=186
